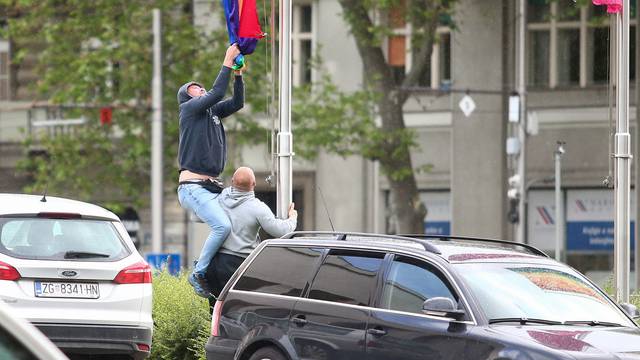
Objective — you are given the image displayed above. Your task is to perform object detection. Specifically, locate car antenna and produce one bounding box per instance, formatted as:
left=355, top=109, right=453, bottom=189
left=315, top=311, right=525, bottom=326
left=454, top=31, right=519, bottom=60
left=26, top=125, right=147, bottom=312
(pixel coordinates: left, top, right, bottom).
left=317, top=186, right=335, bottom=232
left=40, top=183, right=48, bottom=203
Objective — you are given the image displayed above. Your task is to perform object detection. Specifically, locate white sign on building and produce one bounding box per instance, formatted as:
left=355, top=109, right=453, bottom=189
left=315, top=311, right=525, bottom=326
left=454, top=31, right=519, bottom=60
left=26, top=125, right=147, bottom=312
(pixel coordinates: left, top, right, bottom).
left=528, top=189, right=636, bottom=252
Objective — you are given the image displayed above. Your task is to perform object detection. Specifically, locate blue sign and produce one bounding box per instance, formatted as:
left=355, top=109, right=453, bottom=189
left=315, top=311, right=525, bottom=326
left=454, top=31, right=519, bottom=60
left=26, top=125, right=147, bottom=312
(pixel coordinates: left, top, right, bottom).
left=566, top=221, right=636, bottom=251
left=424, top=221, right=451, bottom=236
left=146, top=253, right=181, bottom=276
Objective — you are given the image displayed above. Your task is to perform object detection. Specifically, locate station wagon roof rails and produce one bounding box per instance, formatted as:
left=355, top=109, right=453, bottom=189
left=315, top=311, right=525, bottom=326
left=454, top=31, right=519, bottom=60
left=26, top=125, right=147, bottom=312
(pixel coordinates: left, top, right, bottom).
left=398, top=234, right=549, bottom=258
left=281, top=231, right=442, bottom=255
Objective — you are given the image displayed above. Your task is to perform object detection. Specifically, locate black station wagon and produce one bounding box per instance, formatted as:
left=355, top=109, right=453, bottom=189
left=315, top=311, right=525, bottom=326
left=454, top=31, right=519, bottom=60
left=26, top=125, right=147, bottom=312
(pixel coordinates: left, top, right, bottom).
left=205, top=232, right=640, bottom=360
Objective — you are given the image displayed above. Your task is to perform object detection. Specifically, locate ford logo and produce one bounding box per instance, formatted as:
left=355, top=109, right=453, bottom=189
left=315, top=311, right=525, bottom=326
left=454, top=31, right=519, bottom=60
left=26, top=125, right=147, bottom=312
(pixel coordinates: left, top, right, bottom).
left=61, top=270, right=77, bottom=277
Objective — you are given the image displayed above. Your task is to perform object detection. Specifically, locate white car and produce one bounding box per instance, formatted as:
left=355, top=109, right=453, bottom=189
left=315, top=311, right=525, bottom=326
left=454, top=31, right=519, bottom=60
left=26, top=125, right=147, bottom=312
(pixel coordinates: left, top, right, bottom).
left=0, top=299, right=69, bottom=360
left=0, top=194, right=153, bottom=359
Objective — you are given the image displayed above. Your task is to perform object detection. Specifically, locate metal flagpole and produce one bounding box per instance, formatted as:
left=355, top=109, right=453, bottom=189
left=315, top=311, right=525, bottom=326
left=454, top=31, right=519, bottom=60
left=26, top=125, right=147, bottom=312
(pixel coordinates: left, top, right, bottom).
left=614, top=0, right=631, bottom=303
left=516, top=0, right=527, bottom=243
left=635, top=0, right=640, bottom=295
left=151, top=9, right=164, bottom=253
left=276, top=0, right=293, bottom=218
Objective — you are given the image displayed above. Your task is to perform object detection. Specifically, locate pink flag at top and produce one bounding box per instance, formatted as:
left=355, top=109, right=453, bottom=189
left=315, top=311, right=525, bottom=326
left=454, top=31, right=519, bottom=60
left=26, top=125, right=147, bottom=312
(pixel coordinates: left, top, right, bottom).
left=592, top=0, right=622, bottom=14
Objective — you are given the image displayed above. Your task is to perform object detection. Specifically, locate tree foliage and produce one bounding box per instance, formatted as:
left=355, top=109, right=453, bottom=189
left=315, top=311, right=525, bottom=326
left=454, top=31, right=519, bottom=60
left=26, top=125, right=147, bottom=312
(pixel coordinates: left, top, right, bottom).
left=293, top=0, right=457, bottom=232
left=1, top=0, right=270, bottom=211
left=3, top=0, right=455, bottom=231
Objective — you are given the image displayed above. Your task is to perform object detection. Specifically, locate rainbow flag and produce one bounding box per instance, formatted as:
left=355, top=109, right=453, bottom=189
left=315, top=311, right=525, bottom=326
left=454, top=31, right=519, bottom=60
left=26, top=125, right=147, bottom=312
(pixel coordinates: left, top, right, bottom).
left=222, top=0, right=265, bottom=59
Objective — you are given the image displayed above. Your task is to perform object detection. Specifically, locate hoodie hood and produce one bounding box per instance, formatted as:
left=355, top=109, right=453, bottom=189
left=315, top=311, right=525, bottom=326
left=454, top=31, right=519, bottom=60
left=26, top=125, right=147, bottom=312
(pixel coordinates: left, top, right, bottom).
left=177, top=81, right=203, bottom=104
left=220, top=187, right=255, bottom=209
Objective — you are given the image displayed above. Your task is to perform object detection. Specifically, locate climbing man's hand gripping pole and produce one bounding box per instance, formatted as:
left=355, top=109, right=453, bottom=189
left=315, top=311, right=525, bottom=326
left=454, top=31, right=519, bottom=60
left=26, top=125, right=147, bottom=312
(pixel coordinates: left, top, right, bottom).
left=288, top=203, right=298, bottom=220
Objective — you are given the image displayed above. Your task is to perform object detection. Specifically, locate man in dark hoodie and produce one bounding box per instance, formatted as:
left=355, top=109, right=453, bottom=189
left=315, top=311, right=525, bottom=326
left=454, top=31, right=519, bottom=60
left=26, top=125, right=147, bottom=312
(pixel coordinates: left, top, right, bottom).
left=205, top=166, right=297, bottom=304
left=177, top=44, right=244, bottom=297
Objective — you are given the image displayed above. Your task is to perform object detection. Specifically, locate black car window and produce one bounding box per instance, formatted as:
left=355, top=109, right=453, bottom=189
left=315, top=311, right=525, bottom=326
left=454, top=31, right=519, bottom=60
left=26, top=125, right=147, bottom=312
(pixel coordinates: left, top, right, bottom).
left=380, top=256, right=458, bottom=314
left=0, top=325, right=37, bottom=360
left=234, top=246, right=322, bottom=297
left=307, top=251, right=384, bottom=306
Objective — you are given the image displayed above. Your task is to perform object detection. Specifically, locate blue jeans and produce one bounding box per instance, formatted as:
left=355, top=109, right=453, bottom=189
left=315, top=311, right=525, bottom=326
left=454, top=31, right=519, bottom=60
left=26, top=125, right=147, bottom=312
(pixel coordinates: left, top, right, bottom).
left=177, top=184, right=231, bottom=275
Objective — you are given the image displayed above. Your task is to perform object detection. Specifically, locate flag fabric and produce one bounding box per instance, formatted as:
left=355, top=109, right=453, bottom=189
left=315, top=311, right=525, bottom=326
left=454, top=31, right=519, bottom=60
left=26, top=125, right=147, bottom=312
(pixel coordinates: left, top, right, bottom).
left=592, top=0, right=623, bottom=14
left=221, top=0, right=264, bottom=56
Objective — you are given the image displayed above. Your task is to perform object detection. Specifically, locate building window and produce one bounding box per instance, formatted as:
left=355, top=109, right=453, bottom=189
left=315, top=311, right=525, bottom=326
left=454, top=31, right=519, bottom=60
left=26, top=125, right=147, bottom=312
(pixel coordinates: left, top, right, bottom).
left=0, top=40, right=9, bottom=100
left=292, top=3, right=313, bottom=86
left=385, top=3, right=451, bottom=88
left=527, top=0, right=636, bottom=88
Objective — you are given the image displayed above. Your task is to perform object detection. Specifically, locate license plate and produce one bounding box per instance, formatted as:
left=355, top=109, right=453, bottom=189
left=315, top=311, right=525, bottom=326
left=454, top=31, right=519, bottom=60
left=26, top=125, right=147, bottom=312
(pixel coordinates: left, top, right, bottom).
left=34, top=281, right=100, bottom=299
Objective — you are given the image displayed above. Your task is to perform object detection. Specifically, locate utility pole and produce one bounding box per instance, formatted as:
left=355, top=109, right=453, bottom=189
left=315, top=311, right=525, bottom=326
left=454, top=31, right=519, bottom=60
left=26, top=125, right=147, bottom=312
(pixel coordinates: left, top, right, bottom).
left=276, top=0, right=293, bottom=218
left=555, top=142, right=565, bottom=262
left=614, top=0, right=631, bottom=303
left=634, top=0, right=639, bottom=293
left=515, top=0, right=527, bottom=243
left=151, top=9, right=163, bottom=253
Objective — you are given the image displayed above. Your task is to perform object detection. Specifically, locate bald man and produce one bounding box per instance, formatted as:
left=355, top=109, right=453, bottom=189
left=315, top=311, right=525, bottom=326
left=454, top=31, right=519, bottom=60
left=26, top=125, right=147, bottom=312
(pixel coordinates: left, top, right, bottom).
left=204, top=166, right=297, bottom=302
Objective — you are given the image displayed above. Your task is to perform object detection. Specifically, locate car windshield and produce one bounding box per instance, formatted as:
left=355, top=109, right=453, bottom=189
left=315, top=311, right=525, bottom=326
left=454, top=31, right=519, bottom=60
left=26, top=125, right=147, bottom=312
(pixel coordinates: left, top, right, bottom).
left=454, top=263, right=635, bottom=327
left=0, top=217, right=129, bottom=261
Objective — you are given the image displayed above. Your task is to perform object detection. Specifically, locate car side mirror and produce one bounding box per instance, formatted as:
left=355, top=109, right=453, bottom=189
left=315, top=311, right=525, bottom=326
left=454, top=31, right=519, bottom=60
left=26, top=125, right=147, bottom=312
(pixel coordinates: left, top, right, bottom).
left=422, top=297, right=466, bottom=321
left=620, top=303, right=640, bottom=319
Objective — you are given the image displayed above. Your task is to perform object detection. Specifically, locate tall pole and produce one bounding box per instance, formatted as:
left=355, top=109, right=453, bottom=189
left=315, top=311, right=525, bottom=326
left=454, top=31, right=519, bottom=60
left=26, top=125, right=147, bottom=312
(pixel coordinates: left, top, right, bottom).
left=516, top=0, right=527, bottom=243
left=276, top=0, right=293, bottom=218
left=151, top=9, right=163, bottom=253
left=555, top=142, right=565, bottom=262
left=634, top=0, right=639, bottom=294
left=614, top=0, right=631, bottom=303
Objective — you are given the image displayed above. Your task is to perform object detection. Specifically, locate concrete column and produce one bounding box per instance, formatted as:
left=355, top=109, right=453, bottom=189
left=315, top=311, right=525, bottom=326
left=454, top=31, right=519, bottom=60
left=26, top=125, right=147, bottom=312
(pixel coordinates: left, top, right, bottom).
left=451, top=0, right=507, bottom=237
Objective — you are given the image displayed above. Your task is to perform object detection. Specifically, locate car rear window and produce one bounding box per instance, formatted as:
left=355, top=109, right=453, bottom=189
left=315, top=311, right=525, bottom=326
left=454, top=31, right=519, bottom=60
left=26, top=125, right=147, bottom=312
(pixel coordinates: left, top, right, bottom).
left=234, top=246, right=323, bottom=297
left=307, top=250, right=384, bottom=306
left=0, top=218, right=129, bottom=261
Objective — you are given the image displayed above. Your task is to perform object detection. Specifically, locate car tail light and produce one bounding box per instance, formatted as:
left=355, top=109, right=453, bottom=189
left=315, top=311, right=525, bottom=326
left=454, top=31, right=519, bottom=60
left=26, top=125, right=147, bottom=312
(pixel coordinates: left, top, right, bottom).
left=211, top=300, right=224, bottom=337
left=137, top=343, right=151, bottom=352
left=0, top=261, right=21, bottom=281
left=113, top=262, right=152, bottom=284
left=37, top=212, right=82, bottom=219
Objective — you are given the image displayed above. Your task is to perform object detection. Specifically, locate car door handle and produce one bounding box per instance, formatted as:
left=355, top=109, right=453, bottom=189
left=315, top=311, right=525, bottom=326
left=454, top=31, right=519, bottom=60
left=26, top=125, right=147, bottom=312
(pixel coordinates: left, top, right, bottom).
left=291, top=315, right=308, bottom=326
left=367, top=327, right=387, bottom=337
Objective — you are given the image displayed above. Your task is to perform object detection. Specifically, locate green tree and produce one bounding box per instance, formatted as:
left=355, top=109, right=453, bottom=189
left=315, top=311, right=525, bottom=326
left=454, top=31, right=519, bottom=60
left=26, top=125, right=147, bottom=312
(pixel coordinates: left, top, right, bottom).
left=294, top=0, right=456, bottom=233
left=2, top=0, right=455, bottom=233
left=1, top=0, right=268, bottom=211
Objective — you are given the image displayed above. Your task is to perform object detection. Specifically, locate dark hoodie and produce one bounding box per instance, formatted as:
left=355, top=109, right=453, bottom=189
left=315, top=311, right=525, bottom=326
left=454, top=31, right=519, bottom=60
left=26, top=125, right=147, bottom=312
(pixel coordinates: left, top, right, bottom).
left=177, top=66, right=244, bottom=177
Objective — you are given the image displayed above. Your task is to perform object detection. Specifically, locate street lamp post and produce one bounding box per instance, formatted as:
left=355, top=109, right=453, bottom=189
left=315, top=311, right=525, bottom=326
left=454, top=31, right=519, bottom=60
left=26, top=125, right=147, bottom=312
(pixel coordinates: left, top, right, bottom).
left=515, top=0, right=528, bottom=243
left=151, top=9, right=163, bottom=253
left=555, top=142, right=565, bottom=262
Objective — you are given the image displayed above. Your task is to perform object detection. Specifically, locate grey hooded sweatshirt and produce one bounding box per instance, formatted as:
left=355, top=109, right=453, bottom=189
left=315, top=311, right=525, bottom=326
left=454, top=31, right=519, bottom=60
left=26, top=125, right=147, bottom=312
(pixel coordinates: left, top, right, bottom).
left=218, top=186, right=297, bottom=257
left=177, top=66, right=244, bottom=177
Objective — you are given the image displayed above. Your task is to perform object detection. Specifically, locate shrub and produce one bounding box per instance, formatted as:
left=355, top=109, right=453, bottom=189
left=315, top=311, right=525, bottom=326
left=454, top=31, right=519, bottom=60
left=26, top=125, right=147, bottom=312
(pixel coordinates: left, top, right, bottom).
left=632, top=292, right=640, bottom=325
left=150, top=270, right=211, bottom=360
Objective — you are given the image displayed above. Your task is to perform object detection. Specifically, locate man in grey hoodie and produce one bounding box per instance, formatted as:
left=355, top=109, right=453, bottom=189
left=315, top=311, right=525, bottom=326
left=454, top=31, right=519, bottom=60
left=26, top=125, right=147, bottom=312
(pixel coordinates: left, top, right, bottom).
left=205, top=166, right=297, bottom=303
